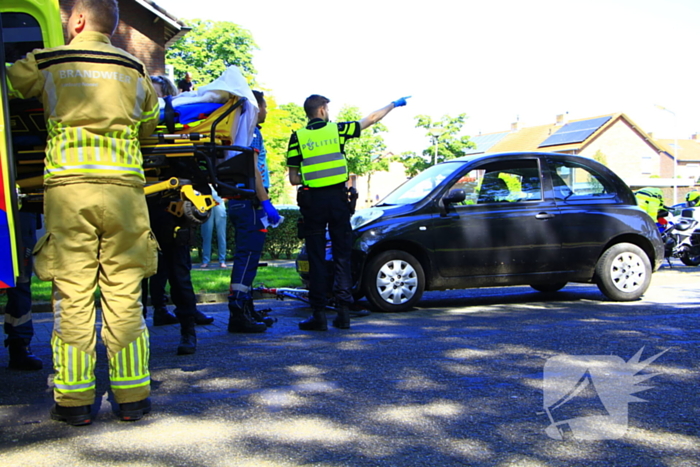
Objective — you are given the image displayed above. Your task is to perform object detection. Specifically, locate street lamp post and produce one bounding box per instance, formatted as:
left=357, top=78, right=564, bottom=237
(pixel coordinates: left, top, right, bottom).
left=432, top=135, right=438, bottom=166
left=655, top=104, right=678, bottom=204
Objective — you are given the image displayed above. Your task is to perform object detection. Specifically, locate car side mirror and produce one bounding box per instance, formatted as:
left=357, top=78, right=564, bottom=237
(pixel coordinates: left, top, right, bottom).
left=443, top=188, right=466, bottom=206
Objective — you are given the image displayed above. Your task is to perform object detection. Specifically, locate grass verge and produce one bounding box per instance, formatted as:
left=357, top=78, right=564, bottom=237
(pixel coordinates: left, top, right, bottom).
left=0, top=266, right=303, bottom=304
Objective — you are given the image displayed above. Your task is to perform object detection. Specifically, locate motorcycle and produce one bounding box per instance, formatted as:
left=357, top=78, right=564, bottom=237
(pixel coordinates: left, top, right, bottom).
left=659, top=207, right=700, bottom=266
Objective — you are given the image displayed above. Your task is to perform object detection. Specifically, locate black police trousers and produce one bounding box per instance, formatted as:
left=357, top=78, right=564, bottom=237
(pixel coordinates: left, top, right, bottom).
left=143, top=199, right=197, bottom=321
left=298, top=185, right=353, bottom=310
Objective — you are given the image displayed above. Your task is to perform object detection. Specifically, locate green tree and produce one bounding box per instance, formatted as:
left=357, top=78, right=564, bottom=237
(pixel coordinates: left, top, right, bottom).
left=593, top=149, right=608, bottom=166
left=263, top=100, right=307, bottom=204
left=336, top=105, right=390, bottom=177
left=166, top=19, right=257, bottom=86
left=399, top=114, right=475, bottom=177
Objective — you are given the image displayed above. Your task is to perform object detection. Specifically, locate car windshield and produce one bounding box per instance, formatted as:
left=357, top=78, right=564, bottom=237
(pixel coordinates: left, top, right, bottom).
left=378, top=163, right=462, bottom=206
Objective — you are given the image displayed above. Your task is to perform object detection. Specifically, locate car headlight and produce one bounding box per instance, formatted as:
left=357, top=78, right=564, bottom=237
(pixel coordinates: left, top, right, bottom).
left=351, top=208, right=383, bottom=230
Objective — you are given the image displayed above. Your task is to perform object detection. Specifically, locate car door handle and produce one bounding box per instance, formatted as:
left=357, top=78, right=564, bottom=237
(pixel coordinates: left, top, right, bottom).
left=535, top=212, right=555, bottom=219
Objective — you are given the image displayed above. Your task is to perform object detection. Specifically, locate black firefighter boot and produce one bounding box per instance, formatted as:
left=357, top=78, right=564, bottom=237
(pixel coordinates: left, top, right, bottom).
left=299, top=309, right=328, bottom=331
left=177, top=315, right=197, bottom=355
left=7, top=339, right=43, bottom=371
left=332, top=305, right=351, bottom=330
left=227, top=300, right=267, bottom=333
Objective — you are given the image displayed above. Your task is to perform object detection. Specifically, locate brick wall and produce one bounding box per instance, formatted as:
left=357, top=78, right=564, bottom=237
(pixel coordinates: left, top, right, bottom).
left=59, top=0, right=165, bottom=75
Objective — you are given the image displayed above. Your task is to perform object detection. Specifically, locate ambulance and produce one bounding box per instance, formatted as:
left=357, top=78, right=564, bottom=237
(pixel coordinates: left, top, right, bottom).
left=1, top=0, right=63, bottom=288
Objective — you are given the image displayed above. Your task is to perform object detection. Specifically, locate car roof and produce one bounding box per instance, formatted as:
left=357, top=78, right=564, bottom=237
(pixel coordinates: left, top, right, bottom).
left=450, top=151, right=573, bottom=164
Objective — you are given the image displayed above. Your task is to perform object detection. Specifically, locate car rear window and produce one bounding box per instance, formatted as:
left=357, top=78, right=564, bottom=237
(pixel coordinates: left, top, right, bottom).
left=550, top=160, right=614, bottom=200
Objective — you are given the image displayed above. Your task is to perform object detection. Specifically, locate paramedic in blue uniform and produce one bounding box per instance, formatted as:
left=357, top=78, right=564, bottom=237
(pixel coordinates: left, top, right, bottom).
left=226, top=90, right=280, bottom=333
left=4, top=211, right=43, bottom=371
left=287, top=94, right=409, bottom=331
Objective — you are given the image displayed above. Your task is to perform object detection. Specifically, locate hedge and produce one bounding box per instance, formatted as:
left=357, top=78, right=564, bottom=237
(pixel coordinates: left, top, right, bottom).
left=195, top=206, right=303, bottom=261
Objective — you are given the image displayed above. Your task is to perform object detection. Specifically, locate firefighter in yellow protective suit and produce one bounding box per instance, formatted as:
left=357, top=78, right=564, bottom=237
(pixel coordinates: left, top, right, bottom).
left=6, top=0, right=159, bottom=425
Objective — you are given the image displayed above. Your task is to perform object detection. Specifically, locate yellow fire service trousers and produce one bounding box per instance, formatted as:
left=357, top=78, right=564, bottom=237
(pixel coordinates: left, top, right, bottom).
left=34, top=182, right=158, bottom=407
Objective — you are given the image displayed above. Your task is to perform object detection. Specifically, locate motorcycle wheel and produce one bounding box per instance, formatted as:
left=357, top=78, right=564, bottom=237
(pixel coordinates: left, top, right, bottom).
left=680, top=249, right=700, bottom=266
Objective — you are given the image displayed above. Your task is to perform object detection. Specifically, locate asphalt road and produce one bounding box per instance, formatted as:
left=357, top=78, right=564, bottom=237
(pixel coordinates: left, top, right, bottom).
left=0, top=261, right=698, bottom=467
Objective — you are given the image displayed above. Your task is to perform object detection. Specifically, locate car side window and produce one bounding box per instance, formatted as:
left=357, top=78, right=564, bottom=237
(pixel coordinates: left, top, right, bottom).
left=551, top=161, right=612, bottom=200
left=447, top=159, right=542, bottom=206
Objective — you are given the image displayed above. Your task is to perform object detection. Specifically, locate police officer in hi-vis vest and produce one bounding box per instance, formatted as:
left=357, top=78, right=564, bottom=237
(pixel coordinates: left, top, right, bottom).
left=6, top=0, right=159, bottom=425
left=287, top=94, right=409, bottom=331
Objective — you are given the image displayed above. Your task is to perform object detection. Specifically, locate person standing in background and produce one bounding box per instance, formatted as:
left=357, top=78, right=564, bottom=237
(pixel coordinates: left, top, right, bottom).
left=200, top=186, right=228, bottom=268
left=177, top=72, right=194, bottom=93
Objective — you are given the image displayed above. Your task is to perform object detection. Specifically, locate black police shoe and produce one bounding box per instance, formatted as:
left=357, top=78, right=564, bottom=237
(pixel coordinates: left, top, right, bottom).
left=177, top=325, right=197, bottom=355
left=332, top=306, right=351, bottom=329
left=299, top=309, right=328, bottom=331
left=50, top=404, right=93, bottom=426
left=118, top=398, right=151, bottom=421
left=194, top=309, right=214, bottom=325
left=7, top=341, right=43, bottom=371
left=152, top=308, right=179, bottom=326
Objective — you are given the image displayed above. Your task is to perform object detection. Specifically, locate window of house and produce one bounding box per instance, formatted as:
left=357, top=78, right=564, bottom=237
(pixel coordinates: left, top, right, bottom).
left=641, top=155, right=653, bottom=175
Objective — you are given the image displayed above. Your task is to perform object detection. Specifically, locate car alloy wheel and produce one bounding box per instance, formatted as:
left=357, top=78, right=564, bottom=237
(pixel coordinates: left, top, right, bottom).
left=364, top=250, right=425, bottom=312
left=595, top=242, right=651, bottom=301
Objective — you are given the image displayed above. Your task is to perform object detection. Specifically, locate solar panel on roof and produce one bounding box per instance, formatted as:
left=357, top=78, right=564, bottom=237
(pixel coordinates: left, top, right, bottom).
left=539, top=116, right=612, bottom=148
left=464, top=132, right=509, bottom=155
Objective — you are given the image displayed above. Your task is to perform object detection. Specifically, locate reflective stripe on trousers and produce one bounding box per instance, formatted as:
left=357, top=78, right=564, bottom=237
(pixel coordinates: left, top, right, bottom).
left=110, top=328, right=151, bottom=390
left=52, top=333, right=97, bottom=393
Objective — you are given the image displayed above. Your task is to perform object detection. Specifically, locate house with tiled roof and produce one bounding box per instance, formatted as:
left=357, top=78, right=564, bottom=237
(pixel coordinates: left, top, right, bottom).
left=466, top=113, right=669, bottom=184
left=653, top=136, right=700, bottom=183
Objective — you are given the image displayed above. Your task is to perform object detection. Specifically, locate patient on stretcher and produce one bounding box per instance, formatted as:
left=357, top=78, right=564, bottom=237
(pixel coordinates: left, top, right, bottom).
left=151, top=66, right=258, bottom=150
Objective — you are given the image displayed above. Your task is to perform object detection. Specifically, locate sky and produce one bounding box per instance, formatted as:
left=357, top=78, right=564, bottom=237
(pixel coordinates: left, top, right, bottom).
left=158, top=0, right=700, bottom=155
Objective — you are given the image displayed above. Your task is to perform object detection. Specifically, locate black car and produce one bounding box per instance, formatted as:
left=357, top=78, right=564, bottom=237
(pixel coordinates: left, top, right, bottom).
left=339, top=152, right=664, bottom=312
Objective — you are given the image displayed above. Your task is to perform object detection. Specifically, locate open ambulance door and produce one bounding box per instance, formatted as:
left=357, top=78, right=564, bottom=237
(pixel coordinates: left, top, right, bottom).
left=0, top=12, right=21, bottom=288
left=0, top=0, right=64, bottom=288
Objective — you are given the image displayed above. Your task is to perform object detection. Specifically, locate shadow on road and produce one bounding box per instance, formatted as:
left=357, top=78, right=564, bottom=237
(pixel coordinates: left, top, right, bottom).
left=0, top=280, right=698, bottom=466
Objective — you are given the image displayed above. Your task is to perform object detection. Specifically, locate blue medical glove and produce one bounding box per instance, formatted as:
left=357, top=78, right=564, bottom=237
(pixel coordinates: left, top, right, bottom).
left=261, top=199, right=280, bottom=225
left=392, top=96, right=411, bottom=107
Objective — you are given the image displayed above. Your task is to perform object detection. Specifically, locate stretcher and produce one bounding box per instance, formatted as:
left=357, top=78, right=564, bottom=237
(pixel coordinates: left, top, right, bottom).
left=10, top=90, right=258, bottom=225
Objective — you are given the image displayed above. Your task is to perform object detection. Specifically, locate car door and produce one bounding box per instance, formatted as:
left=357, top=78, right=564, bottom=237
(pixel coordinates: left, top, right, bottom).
left=430, top=156, right=564, bottom=278
left=544, top=156, right=635, bottom=273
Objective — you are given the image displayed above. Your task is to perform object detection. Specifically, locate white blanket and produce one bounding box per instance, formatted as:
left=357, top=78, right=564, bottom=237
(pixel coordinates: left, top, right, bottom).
left=172, top=66, right=258, bottom=151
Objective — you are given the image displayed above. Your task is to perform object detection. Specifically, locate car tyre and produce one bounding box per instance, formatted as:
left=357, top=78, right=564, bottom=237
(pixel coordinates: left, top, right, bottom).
left=594, top=243, right=651, bottom=301
left=364, top=250, right=425, bottom=312
left=530, top=282, right=567, bottom=293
